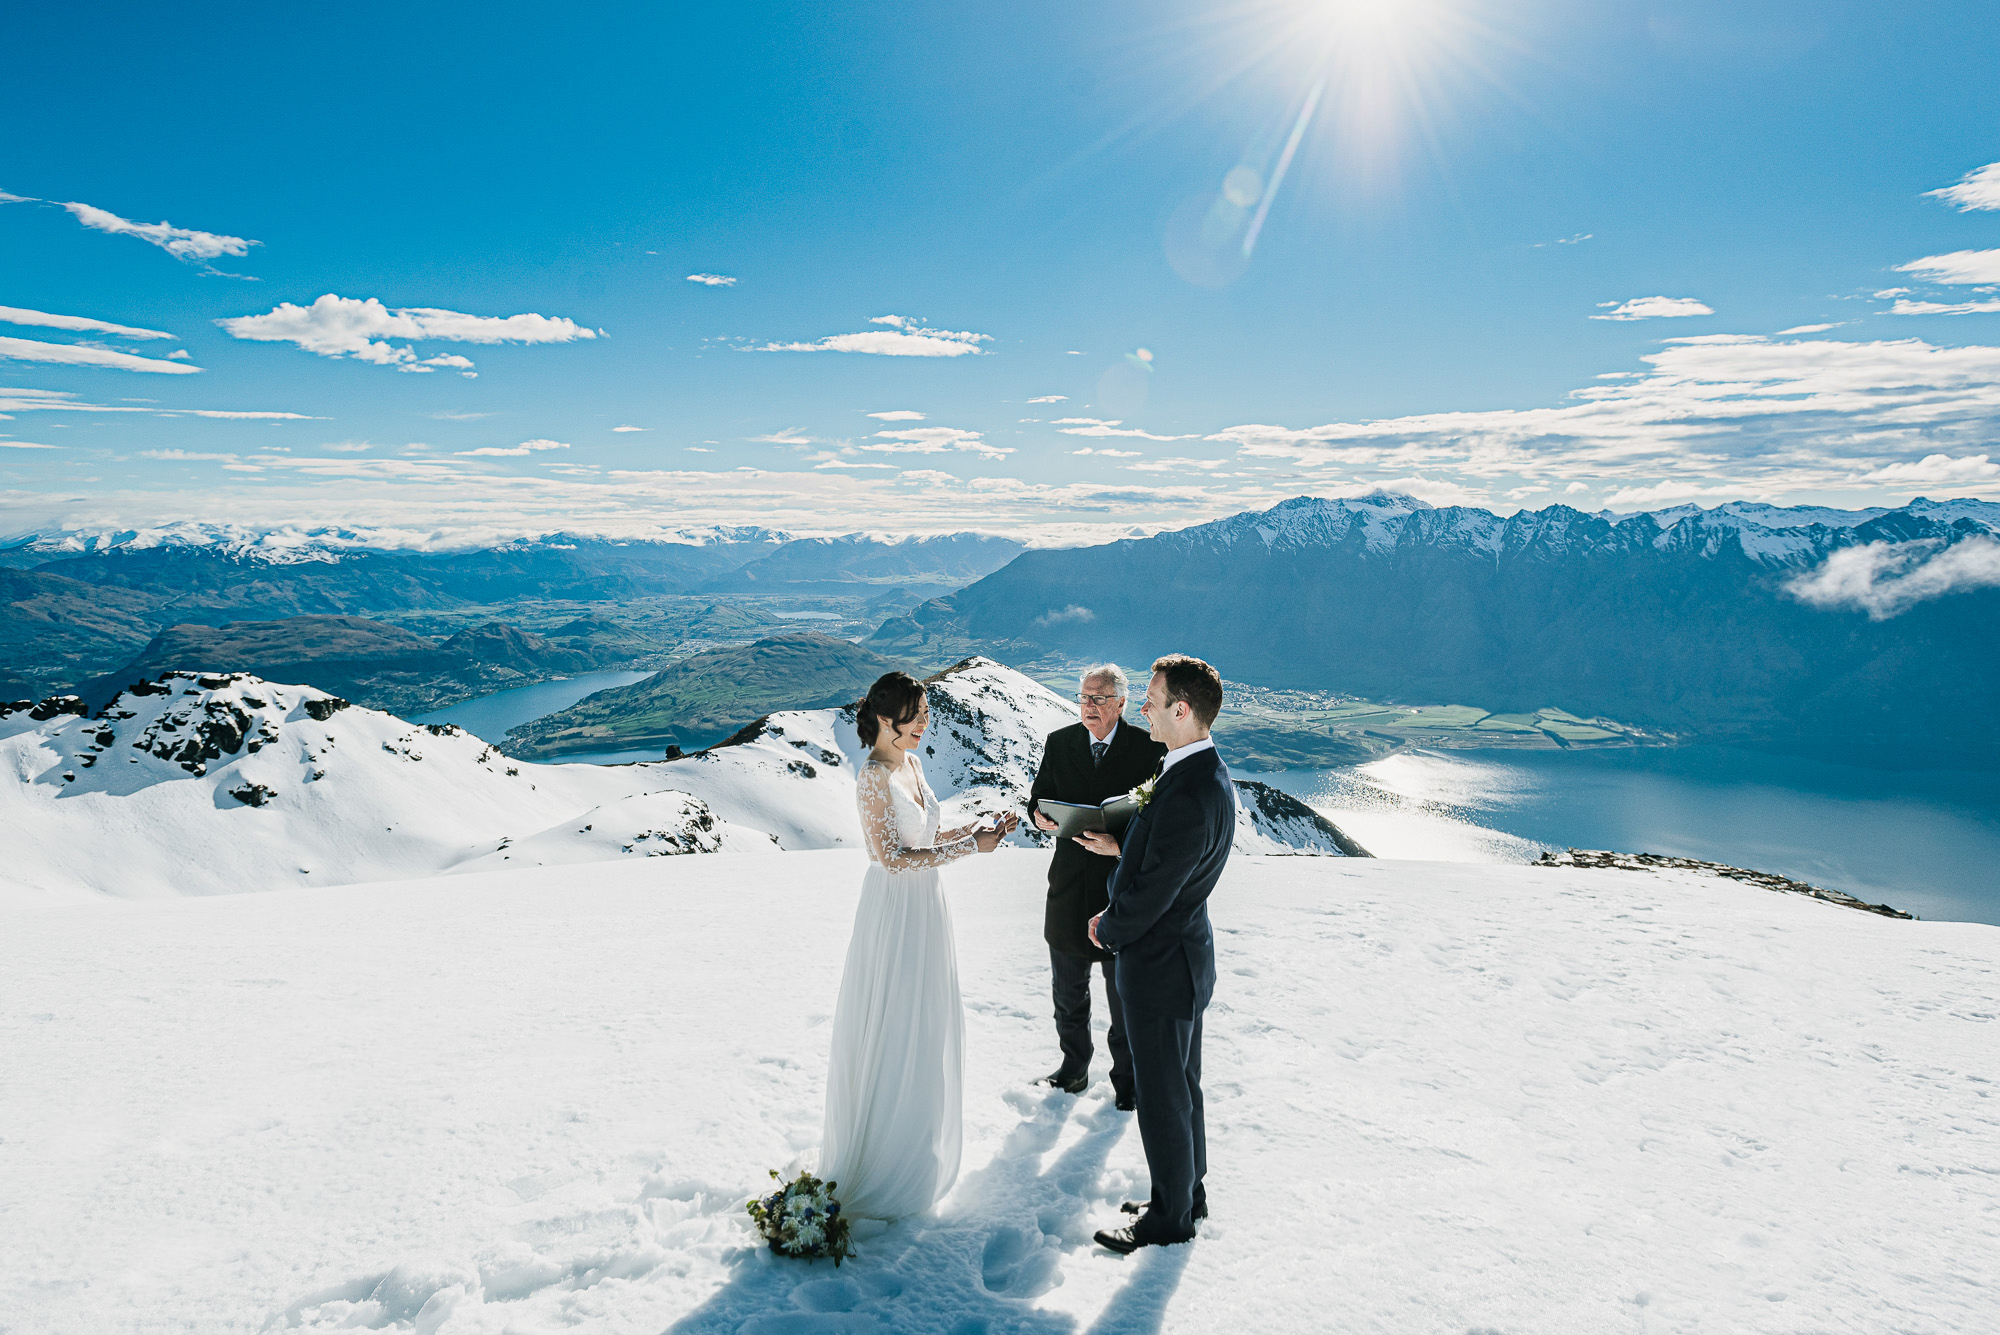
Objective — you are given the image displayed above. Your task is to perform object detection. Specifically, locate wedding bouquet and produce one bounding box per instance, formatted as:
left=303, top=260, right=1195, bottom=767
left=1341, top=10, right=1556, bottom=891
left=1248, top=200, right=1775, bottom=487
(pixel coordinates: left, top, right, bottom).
left=746, top=1170, right=856, bottom=1265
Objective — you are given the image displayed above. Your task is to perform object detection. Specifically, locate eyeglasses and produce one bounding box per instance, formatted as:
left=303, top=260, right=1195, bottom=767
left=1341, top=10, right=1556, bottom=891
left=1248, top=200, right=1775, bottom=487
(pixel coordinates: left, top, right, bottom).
left=1078, top=693, right=1123, bottom=706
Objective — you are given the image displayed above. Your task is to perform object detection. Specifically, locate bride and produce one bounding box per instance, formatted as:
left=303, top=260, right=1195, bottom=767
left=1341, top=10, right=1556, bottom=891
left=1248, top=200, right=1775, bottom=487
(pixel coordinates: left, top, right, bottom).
left=820, top=671, right=1018, bottom=1220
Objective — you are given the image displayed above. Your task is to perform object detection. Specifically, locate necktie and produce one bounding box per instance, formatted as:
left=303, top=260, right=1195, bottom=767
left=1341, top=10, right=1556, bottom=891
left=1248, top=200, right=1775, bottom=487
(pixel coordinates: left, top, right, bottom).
left=1091, top=740, right=1108, bottom=768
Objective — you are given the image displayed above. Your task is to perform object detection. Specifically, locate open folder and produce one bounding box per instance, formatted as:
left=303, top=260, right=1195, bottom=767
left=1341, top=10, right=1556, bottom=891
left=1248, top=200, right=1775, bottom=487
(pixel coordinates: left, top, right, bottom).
left=1036, top=793, right=1143, bottom=840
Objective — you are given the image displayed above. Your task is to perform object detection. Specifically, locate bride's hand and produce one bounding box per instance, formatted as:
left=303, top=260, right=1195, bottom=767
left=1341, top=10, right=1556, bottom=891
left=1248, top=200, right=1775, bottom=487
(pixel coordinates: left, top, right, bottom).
left=973, top=811, right=1018, bottom=852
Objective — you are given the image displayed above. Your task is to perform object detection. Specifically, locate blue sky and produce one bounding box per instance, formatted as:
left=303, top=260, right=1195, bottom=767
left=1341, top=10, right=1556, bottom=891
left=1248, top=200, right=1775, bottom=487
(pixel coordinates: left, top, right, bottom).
left=5, top=0, right=2000, bottom=544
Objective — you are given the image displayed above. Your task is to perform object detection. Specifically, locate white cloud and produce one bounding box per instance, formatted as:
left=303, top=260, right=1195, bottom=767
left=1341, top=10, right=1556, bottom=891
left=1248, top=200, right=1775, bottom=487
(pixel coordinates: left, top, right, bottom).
left=867, top=410, right=926, bottom=421
left=179, top=409, right=323, bottom=419
left=813, top=460, right=898, bottom=470
left=167, top=350, right=192, bottom=360
left=0, top=306, right=172, bottom=339
left=324, top=442, right=374, bottom=453
left=1207, top=332, right=2000, bottom=502
left=139, top=449, right=237, bottom=462
left=759, top=318, right=991, bottom=358
left=686, top=274, right=737, bottom=287
left=430, top=411, right=495, bottom=421
left=1036, top=605, right=1096, bottom=626
left=1071, top=447, right=1143, bottom=458
left=410, top=353, right=477, bottom=376
left=0, top=440, right=57, bottom=449
left=611, top=425, right=646, bottom=432
left=1124, top=456, right=1229, bottom=474
left=1787, top=537, right=2000, bottom=619
left=750, top=428, right=814, bottom=445
left=0, top=388, right=156, bottom=415
left=217, top=294, right=596, bottom=372
left=1064, top=350, right=1084, bottom=356
left=58, top=199, right=257, bottom=265
left=1027, top=395, right=1067, bottom=403
left=1925, top=162, right=2000, bottom=213
left=1591, top=296, right=1715, bottom=321
left=1775, top=323, right=1844, bottom=335
left=1534, top=233, right=1593, bottom=247
left=0, top=189, right=36, bottom=204
left=1053, top=417, right=1188, bottom=441
left=1890, top=298, right=2000, bottom=317
left=1856, top=453, right=1999, bottom=485
left=1564, top=482, right=1591, bottom=494
left=1597, top=480, right=1757, bottom=508
left=1895, top=249, right=2000, bottom=286
left=864, top=426, right=1012, bottom=459
left=1874, top=288, right=1913, bottom=299
left=686, top=446, right=713, bottom=453
left=0, top=337, right=201, bottom=374
left=454, top=439, right=570, bottom=458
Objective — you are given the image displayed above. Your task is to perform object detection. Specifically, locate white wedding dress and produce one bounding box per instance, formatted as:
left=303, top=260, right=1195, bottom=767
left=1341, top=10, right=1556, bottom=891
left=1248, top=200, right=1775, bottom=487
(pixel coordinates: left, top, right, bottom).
left=819, top=755, right=975, bottom=1220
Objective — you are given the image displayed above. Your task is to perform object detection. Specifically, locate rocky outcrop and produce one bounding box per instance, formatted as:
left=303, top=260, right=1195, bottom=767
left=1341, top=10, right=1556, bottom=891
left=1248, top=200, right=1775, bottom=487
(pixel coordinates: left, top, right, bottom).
left=1234, top=780, right=1370, bottom=856
left=1535, top=848, right=1913, bottom=919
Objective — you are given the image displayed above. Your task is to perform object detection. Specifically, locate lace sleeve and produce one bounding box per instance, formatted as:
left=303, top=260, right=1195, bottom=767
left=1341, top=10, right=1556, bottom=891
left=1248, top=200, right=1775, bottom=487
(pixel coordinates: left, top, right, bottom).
left=857, top=760, right=977, bottom=871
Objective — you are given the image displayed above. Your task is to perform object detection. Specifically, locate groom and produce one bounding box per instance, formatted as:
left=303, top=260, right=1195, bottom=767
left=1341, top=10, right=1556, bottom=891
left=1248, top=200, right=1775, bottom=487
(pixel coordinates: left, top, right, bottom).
left=1079, top=653, right=1232, bottom=1253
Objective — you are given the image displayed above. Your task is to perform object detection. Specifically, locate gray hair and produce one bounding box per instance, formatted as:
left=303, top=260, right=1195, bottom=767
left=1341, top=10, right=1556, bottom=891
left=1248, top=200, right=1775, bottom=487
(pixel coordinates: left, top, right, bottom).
left=1079, top=663, right=1129, bottom=698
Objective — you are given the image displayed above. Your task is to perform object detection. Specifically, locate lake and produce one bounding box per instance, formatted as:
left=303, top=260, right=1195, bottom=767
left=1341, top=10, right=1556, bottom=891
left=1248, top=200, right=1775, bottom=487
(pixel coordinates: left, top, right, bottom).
left=408, top=670, right=651, bottom=745
left=1245, top=747, right=2000, bottom=926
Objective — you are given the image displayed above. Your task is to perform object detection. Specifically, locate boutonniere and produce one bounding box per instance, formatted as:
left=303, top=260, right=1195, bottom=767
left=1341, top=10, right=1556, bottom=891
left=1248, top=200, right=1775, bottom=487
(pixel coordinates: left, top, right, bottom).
left=1128, top=774, right=1158, bottom=811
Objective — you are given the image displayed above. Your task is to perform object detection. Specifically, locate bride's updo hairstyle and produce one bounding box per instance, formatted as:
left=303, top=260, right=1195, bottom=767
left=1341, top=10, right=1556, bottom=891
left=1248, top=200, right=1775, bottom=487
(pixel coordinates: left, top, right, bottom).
left=856, top=671, right=926, bottom=747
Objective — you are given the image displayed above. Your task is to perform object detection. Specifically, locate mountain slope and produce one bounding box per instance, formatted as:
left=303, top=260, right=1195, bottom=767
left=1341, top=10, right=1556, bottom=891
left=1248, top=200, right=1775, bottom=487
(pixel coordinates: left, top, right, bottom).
left=0, top=568, right=159, bottom=696
left=79, top=615, right=617, bottom=715
left=501, top=631, right=911, bottom=759
left=698, top=533, right=1025, bottom=596
left=873, top=493, right=2000, bottom=766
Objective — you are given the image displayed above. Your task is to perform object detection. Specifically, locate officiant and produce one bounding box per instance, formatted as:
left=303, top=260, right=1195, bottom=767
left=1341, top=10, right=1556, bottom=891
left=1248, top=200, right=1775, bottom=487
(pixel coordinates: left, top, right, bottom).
left=1026, top=663, right=1167, bottom=1109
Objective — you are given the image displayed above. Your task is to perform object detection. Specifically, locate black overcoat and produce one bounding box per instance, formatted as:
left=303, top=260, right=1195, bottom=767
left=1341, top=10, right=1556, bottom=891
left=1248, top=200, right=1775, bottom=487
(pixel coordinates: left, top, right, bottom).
left=1026, top=720, right=1168, bottom=958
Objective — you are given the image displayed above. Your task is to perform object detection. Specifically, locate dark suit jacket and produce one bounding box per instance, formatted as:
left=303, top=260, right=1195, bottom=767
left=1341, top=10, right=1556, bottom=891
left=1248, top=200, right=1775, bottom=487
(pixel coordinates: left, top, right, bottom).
left=1094, top=745, right=1234, bottom=1020
left=1027, top=720, right=1168, bottom=958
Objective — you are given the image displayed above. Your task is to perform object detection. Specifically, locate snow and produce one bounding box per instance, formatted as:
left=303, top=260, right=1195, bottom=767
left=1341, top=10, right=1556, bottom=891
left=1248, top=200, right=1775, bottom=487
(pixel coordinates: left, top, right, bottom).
left=6, top=852, right=1996, bottom=1334
left=1176, top=493, right=2000, bottom=572
left=0, top=674, right=742, bottom=900
left=3, top=521, right=794, bottom=560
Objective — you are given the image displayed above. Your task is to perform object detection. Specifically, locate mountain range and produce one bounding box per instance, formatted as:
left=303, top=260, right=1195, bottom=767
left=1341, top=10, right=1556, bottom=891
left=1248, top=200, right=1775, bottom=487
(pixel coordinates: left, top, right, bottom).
left=872, top=493, right=2000, bottom=767
left=0, top=525, right=1024, bottom=697
left=75, top=615, right=630, bottom=716
left=501, top=631, right=910, bottom=759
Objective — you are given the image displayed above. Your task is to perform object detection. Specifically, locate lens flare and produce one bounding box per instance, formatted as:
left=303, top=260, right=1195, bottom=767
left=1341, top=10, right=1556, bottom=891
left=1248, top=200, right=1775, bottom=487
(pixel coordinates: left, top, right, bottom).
left=1159, top=0, right=1503, bottom=287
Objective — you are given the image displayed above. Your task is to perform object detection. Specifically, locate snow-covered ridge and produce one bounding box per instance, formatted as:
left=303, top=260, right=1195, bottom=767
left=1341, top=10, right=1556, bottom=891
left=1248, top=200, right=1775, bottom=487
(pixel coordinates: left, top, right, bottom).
left=1, top=521, right=795, bottom=564
left=0, top=672, right=768, bottom=900
left=1158, top=492, right=2000, bottom=568
left=0, top=659, right=1357, bottom=901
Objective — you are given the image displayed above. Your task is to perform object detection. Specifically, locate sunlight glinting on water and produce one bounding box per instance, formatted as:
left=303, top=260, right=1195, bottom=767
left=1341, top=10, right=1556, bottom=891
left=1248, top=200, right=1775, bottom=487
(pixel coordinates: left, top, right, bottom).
left=1293, top=751, right=1545, bottom=863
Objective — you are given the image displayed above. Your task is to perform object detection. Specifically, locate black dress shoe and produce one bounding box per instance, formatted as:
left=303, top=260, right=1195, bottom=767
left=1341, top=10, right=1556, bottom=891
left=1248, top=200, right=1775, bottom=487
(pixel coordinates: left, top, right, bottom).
left=1114, top=1090, right=1136, bottom=1112
left=1039, top=1068, right=1088, bottom=1094
left=1094, top=1224, right=1145, bottom=1254
left=1120, top=1198, right=1207, bottom=1220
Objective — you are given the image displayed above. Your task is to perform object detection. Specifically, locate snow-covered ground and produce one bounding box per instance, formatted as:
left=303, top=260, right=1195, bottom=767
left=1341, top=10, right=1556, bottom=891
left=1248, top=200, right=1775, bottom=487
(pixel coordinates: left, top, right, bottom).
left=7, top=851, right=1996, bottom=1334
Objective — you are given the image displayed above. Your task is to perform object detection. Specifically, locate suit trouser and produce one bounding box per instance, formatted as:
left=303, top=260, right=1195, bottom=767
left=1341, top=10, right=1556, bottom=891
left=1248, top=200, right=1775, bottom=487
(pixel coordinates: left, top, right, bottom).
left=1050, top=946, right=1133, bottom=1095
left=1123, top=1006, right=1206, bottom=1243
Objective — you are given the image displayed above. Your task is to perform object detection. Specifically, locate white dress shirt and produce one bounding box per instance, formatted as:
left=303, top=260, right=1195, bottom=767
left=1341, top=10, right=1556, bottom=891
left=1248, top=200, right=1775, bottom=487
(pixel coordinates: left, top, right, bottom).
left=1086, top=718, right=1120, bottom=751
left=1158, top=735, right=1215, bottom=775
